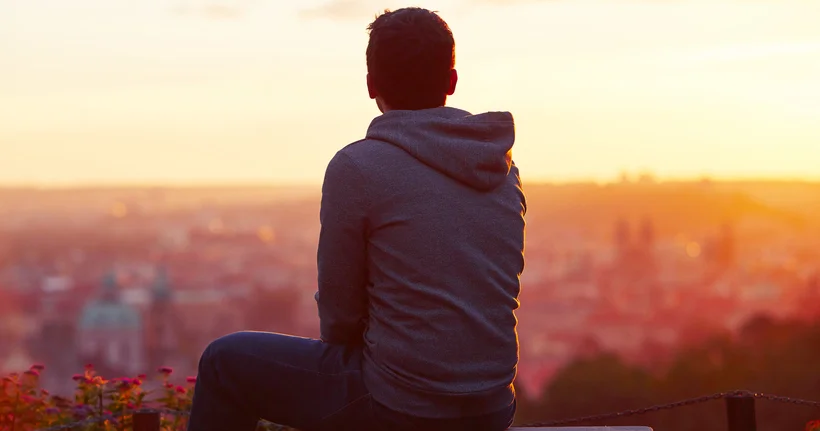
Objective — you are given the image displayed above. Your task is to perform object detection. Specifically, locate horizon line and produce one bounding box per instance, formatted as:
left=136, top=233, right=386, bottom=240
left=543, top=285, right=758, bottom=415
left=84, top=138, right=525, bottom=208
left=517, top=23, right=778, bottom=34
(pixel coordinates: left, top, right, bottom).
left=1, top=174, right=819, bottom=191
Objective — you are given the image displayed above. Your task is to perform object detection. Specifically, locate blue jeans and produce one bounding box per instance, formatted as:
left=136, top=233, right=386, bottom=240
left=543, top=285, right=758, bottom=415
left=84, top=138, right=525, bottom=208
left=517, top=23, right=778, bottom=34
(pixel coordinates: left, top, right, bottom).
left=187, top=331, right=516, bottom=431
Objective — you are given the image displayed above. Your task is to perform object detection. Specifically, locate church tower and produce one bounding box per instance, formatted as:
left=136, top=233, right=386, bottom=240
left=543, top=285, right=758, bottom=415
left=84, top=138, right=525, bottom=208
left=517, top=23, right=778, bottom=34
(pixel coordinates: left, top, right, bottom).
left=639, top=216, right=655, bottom=250
left=614, top=217, right=631, bottom=261
left=147, top=266, right=176, bottom=369
left=638, top=216, right=658, bottom=268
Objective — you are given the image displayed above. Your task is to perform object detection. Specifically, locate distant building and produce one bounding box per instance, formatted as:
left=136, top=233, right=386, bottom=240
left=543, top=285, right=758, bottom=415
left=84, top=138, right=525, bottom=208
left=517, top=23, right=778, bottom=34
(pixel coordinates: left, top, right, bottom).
left=1, top=343, right=32, bottom=374
left=608, top=217, right=661, bottom=311
left=702, top=223, right=736, bottom=273
left=612, top=217, right=658, bottom=277
left=77, top=271, right=144, bottom=376
left=145, top=265, right=185, bottom=371
left=614, top=217, right=631, bottom=256
left=30, top=319, right=79, bottom=395
left=639, top=216, right=655, bottom=250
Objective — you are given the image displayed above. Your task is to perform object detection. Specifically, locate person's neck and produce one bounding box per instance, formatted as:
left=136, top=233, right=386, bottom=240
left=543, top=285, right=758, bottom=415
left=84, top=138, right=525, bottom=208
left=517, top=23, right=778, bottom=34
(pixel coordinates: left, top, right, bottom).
left=380, top=104, right=446, bottom=114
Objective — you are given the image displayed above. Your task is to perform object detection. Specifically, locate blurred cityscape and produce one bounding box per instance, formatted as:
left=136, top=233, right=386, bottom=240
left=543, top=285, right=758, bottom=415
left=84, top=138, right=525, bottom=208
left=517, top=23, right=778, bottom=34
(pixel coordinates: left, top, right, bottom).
left=1, top=176, right=819, bottom=399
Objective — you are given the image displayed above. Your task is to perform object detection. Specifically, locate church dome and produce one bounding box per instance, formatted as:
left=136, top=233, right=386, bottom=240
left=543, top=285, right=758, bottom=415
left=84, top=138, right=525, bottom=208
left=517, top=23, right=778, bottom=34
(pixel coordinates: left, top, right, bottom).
left=78, top=300, right=142, bottom=330
left=77, top=271, right=142, bottom=330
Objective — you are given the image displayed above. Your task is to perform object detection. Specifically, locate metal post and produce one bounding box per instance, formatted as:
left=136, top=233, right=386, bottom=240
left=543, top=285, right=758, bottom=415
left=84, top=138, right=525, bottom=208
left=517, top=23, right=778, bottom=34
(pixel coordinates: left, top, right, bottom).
left=726, top=391, right=757, bottom=431
left=133, top=410, right=161, bottom=431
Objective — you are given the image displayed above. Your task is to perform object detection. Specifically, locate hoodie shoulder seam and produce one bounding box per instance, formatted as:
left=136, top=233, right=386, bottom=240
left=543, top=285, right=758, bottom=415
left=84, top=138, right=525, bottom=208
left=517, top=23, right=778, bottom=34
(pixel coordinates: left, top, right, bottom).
left=337, top=138, right=375, bottom=176
left=334, top=142, right=372, bottom=218
left=340, top=138, right=369, bottom=151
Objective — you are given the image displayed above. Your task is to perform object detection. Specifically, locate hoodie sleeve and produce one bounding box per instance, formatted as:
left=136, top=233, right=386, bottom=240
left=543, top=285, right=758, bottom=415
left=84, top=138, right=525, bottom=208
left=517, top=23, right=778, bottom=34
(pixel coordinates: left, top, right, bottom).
left=316, top=151, right=369, bottom=346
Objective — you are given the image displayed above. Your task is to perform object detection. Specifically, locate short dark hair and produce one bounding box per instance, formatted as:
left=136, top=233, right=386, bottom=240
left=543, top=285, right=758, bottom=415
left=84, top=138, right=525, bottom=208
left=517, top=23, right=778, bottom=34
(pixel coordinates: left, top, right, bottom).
left=366, top=8, right=455, bottom=110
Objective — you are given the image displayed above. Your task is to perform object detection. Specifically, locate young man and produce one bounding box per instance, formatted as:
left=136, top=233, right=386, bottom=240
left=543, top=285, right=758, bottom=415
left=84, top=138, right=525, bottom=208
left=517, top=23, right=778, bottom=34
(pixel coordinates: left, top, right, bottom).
left=187, top=7, right=526, bottom=431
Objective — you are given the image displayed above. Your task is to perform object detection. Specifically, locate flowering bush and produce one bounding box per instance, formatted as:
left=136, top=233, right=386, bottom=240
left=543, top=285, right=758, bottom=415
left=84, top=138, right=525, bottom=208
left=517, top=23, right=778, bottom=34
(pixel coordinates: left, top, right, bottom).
left=0, top=364, right=194, bottom=431
left=3, top=364, right=817, bottom=431
left=0, top=364, right=291, bottom=431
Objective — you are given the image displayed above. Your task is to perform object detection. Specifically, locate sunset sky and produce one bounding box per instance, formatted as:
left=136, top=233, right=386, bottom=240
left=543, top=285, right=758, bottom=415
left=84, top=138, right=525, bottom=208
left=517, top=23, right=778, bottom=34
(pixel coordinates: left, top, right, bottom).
left=1, top=0, right=818, bottom=186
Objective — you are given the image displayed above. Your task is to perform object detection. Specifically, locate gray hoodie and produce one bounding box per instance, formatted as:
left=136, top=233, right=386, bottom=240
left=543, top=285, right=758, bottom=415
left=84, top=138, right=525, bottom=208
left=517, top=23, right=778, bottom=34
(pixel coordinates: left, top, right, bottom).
left=316, top=106, right=526, bottom=419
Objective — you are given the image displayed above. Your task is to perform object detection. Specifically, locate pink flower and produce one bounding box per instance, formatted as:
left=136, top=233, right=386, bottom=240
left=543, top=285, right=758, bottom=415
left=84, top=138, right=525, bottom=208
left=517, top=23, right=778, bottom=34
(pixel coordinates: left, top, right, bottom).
left=158, top=366, right=174, bottom=375
left=175, top=385, right=187, bottom=394
left=30, top=364, right=45, bottom=371
left=165, top=382, right=174, bottom=389
left=137, top=374, right=147, bottom=379
left=186, top=376, right=197, bottom=384
left=71, top=374, right=85, bottom=381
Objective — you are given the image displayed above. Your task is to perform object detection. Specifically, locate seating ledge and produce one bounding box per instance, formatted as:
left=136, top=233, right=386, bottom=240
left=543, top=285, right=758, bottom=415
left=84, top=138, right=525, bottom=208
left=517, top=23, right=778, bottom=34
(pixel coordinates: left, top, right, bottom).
left=508, top=427, right=653, bottom=431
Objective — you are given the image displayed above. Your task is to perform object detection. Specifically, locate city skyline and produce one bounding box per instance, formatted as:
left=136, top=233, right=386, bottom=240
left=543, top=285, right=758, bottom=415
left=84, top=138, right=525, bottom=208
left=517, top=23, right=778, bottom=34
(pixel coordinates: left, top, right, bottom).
left=2, top=0, right=819, bottom=186
left=2, top=179, right=819, bottom=401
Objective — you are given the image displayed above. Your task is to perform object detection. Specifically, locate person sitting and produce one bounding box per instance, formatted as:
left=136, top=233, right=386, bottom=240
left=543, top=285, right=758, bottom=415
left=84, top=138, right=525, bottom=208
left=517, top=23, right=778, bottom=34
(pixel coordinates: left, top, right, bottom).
left=186, top=7, right=527, bottom=431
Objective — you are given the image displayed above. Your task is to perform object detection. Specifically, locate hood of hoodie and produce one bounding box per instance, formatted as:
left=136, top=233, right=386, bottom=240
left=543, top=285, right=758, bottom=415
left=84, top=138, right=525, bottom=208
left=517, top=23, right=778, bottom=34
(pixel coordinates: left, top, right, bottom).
left=365, top=106, right=515, bottom=191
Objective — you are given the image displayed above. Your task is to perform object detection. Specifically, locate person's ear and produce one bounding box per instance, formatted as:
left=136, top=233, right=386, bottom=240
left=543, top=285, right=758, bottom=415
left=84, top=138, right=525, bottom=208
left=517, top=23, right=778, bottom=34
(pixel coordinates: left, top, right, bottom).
left=446, top=69, right=458, bottom=96
left=367, top=73, right=378, bottom=100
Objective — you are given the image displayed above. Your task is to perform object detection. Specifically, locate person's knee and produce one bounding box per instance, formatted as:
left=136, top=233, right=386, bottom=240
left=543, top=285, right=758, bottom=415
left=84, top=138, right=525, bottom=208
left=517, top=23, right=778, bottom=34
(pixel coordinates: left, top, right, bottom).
left=199, top=331, right=254, bottom=371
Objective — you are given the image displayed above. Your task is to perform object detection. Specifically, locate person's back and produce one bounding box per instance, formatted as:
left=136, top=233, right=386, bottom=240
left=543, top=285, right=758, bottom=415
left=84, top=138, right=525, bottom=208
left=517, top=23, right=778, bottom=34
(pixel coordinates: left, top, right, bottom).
left=322, top=108, right=525, bottom=418
left=187, top=7, right=526, bottom=431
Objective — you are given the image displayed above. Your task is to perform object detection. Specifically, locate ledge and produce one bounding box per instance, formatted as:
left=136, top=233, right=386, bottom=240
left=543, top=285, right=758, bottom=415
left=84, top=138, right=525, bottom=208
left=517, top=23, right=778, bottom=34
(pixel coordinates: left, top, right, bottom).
left=509, top=427, right=652, bottom=431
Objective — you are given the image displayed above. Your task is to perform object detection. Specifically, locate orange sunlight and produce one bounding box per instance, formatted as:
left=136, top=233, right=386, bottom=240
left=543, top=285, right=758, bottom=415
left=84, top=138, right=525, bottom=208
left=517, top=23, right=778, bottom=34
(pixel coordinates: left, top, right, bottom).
left=1, top=0, right=819, bottom=186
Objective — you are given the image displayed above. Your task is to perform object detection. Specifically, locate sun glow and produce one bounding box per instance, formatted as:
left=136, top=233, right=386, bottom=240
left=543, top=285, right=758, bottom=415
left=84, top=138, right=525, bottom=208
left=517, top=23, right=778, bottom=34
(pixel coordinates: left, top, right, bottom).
left=1, top=0, right=818, bottom=185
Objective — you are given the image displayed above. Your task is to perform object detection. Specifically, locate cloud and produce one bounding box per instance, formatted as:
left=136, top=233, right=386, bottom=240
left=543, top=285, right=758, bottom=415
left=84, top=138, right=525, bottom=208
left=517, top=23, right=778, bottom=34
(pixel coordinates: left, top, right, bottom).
left=201, top=4, right=244, bottom=19
left=470, top=0, right=556, bottom=3
left=298, top=0, right=481, bottom=21
left=171, top=1, right=246, bottom=20
left=683, top=42, right=820, bottom=64
left=298, top=0, right=561, bottom=21
left=299, top=0, right=793, bottom=20
left=298, top=0, right=388, bottom=21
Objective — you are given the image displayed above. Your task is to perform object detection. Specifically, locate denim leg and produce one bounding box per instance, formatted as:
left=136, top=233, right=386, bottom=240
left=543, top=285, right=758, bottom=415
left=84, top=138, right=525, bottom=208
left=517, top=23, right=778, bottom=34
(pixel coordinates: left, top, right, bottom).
left=186, top=331, right=372, bottom=431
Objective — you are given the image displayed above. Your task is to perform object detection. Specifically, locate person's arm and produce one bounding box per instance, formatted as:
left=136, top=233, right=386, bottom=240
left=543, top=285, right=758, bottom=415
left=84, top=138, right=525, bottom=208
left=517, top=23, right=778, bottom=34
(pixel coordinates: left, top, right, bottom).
left=315, top=151, right=369, bottom=346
